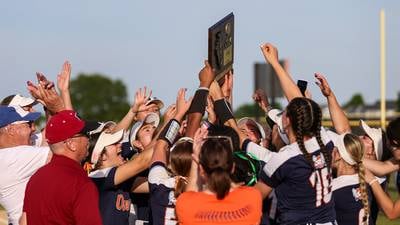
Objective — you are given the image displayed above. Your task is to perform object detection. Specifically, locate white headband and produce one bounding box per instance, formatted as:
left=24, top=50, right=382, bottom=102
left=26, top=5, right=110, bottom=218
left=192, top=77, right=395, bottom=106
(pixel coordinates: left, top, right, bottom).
left=336, top=133, right=356, bottom=165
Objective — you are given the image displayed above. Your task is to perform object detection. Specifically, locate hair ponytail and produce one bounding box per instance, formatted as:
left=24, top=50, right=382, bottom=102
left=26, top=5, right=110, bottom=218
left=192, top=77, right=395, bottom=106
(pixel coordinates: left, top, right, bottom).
left=357, top=162, right=370, bottom=225
left=199, top=138, right=233, bottom=200
left=208, top=167, right=231, bottom=200
left=343, top=133, right=369, bottom=224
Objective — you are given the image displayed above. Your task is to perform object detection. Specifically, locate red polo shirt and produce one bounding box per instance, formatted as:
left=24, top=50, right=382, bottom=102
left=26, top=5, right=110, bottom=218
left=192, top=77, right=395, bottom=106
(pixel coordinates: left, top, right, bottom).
left=23, top=154, right=103, bottom=225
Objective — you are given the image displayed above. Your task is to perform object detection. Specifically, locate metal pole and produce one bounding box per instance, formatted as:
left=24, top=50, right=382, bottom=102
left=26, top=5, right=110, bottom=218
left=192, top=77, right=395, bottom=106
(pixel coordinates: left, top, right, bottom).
left=380, top=9, right=386, bottom=129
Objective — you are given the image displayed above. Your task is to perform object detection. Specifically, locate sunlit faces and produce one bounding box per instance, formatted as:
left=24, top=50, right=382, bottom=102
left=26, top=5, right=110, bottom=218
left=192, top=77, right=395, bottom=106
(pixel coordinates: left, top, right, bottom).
left=137, top=124, right=157, bottom=149
left=136, top=104, right=160, bottom=120
left=239, top=122, right=262, bottom=144
left=103, top=143, right=125, bottom=167
left=360, top=135, right=376, bottom=160
left=69, top=134, right=90, bottom=162
left=9, top=121, right=36, bottom=144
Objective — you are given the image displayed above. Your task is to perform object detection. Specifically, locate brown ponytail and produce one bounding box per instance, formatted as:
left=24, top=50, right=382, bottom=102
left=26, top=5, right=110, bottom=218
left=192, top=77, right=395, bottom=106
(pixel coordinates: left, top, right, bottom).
left=199, top=138, right=233, bottom=200
left=170, top=141, right=193, bottom=198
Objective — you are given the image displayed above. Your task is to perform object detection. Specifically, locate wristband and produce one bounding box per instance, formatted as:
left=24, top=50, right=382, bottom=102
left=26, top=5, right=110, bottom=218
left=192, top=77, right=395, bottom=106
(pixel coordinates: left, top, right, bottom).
left=368, top=178, right=379, bottom=186
left=214, top=99, right=234, bottom=124
left=188, top=89, right=208, bottom=114
left=158, top=119, right=181, bottom=146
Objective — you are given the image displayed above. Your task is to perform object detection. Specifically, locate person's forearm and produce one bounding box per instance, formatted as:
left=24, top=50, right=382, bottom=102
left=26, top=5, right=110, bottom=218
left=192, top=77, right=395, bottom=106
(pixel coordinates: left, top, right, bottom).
left=326, top=94, right=351, bottom=134
left=185, top=113, right=202, bottom=138
left=60, top=90, right=73, bottom=110
left=363, top=158, right=400, bottom=177
left=270, top=62, right=302, bottom=101
left=370, top=180, right=400, bottom=219
left=115, top=145, right=153, bottom=185
left=225, top=118, right=246, bottom=148
left=186, top=161, right=199, bottom=192
left=112, top=108, right=136, bottom=133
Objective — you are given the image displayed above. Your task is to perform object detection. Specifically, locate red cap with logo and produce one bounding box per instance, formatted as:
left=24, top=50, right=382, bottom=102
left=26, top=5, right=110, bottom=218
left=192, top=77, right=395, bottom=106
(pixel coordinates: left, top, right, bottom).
left=45, top=110, right=98, bottom=144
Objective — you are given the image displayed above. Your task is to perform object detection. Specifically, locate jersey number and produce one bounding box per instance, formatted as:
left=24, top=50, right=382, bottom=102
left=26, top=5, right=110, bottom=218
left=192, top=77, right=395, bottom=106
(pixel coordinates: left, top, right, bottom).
left=309, top=167, right=331, bottom=207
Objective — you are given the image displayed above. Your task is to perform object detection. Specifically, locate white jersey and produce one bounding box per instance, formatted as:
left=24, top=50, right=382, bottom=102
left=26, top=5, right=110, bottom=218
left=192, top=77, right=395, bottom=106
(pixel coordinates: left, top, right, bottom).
left=0, top=145, right=49, bottom=225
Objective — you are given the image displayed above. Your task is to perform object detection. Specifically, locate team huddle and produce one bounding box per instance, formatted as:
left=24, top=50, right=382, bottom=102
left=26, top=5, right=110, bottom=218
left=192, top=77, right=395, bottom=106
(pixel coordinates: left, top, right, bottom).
left=1, top=43, right=400, bottom=225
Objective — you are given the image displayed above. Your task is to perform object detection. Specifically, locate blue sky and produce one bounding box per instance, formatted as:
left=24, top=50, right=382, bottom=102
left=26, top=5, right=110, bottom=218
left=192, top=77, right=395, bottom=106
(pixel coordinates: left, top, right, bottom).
left=1, top=0, right=399, bottom=111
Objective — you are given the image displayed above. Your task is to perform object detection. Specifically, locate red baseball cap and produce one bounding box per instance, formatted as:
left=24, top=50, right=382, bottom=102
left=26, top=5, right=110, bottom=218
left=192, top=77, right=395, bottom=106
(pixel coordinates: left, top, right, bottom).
left=45, top=110, right=100, bottom=144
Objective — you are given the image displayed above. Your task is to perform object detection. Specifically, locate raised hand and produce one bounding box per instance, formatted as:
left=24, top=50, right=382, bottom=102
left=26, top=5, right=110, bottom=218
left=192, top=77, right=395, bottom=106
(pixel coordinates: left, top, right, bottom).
left=57, top=61, right=71, bottom=92
left=209, top=80, right=224, bottom=100
left=314, top=73, right=332, bottom=97
left=206, top=95, right=216, bottom=124
left=252, top=89, right=270, bottom=113
left=199, top=60, right=214, bottom=88
left=133, top=86, right=152, bottom=111
left=36, top=72, right=55, bottom=90
left=192, top=126, right=208, bottom=161
left=221, top=70, right=233, bottom=99
left=260, top=43, right=279, bottom=65
left=175, top=88, right=192, bottom=121
left=27, top=81, right=64, bottom=113
left=163, top=104, right=177, bottom=122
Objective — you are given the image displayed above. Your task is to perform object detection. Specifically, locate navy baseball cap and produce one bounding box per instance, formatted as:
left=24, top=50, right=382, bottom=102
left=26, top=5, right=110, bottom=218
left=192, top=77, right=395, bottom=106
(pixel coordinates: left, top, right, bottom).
left=0, top=105, right=41, bottom=128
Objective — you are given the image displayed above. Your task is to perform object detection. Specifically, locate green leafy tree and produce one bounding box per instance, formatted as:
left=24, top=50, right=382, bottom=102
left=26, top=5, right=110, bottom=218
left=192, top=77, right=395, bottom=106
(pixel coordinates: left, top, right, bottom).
left=234, top=103, right=261, bottom=118
left=70, top=73, right=130, bottom=121
left=234, top=102, right=282, bottom=119
left=344, top=93, right=365, bottom=109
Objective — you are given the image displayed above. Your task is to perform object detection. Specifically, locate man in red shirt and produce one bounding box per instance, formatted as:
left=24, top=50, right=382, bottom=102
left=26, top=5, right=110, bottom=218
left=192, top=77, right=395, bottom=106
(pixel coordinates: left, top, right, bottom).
left=21, top=110, right=103, bottom=225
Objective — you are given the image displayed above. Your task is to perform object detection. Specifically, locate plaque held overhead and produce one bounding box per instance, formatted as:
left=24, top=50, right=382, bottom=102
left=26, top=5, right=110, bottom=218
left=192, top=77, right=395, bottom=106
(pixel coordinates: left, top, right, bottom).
left=208, top=13, right=234, bottom=82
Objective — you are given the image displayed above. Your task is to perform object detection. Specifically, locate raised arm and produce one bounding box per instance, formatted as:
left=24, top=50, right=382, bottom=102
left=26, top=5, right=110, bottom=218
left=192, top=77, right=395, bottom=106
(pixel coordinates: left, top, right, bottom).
left=57, top=61, right=73, bottom=110
left=186, top=127, right=208, bottom=192
left=185, top=60, right=214, bottom=137
left=221, top=70, right=233, bottom=106
left=151, top=88, right=192, bottom=164
left=114, top=144, right=153, bottom=186
left=315, top=73, right=350, bottom=134
left=363, top=158, right=400, bottom=177
left=260, top=43, right=302, bottom=101
left=27, top=76, right=65, bottom=114
left=209, top=81, right=247, bottom=146
left=112, top=87, right=152, bottom=133
left=253, top=89, right=271, bottom=114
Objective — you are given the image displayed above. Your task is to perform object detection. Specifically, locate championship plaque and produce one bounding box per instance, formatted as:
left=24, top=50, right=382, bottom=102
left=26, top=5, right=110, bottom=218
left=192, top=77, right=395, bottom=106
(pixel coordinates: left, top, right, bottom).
left=208, top=13, right=234, bottom=81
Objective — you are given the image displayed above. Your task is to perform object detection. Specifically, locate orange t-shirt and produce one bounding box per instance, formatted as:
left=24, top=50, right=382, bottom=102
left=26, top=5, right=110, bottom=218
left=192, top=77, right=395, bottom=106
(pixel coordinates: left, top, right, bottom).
left=176, top=186, right=262, bottom=225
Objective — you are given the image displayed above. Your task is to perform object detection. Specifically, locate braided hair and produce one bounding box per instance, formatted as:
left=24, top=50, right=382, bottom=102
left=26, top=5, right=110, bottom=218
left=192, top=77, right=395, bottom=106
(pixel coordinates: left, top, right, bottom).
left=343, top=133, right=370, bottom=224
left=286, top=98, right=332, bottom=171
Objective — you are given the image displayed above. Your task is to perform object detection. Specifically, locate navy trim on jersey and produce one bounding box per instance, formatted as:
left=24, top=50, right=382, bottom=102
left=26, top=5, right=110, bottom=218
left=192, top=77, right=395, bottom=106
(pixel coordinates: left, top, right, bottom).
left=260, top=129, right=335, bottom=225
left=90, top=167, right=132, bottom=225
left=332, top=174, right=373, bottom=225
left=149, top=161, right=177, bottom=225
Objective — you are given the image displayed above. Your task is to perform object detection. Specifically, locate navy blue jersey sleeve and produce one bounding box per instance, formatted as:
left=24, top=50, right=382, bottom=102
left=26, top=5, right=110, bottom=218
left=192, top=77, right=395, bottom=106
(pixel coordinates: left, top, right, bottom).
left=103, top=167, right=117, bottom=190
left=148, top=161, right=177, bottom=225
left=148, top=161, right=175, bottom=193
left=260, top=163, right=283, bottom=188
left=89, top=167, right=118, bottom=191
